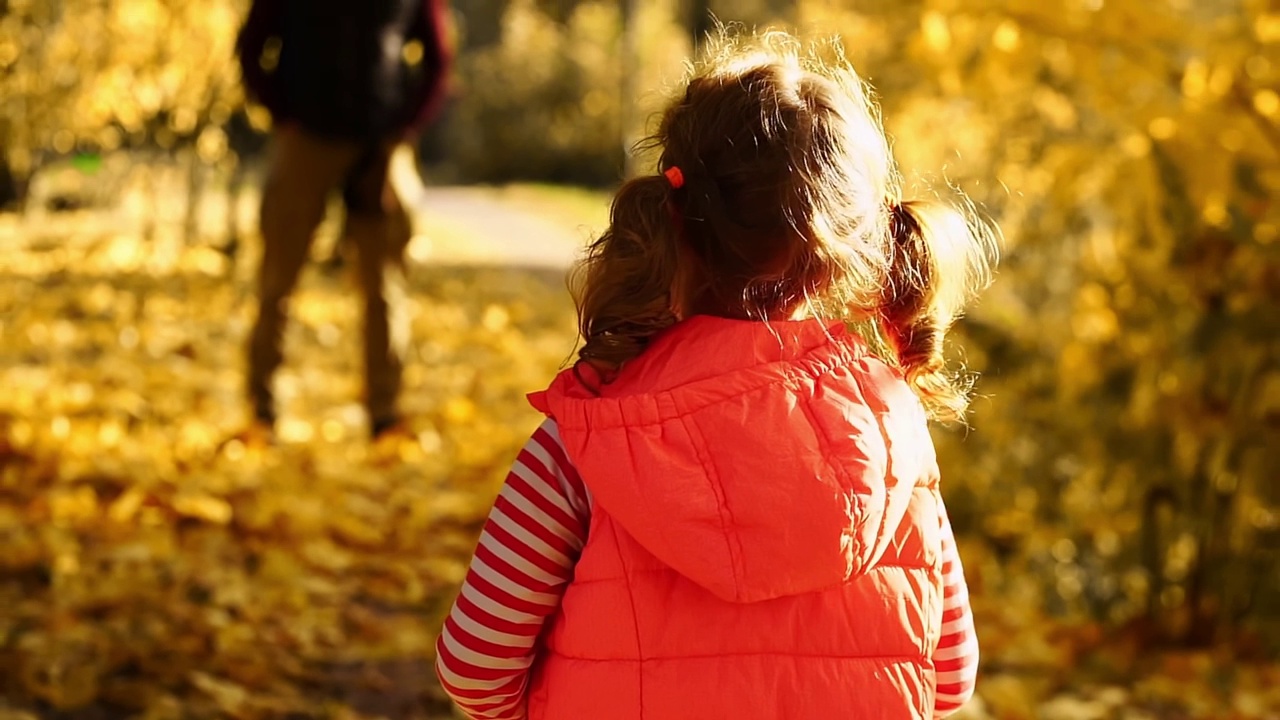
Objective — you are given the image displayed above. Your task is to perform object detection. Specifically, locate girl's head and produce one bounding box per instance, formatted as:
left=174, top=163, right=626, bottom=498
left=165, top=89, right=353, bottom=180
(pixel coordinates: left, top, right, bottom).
left=574, top=30, right=997, bottom=421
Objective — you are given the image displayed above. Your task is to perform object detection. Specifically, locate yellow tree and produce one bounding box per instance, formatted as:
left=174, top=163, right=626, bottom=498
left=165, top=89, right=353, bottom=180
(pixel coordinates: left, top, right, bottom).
left=802, top=0, right=1280, bottom=650
left=1, top=0, right=248, bottom=224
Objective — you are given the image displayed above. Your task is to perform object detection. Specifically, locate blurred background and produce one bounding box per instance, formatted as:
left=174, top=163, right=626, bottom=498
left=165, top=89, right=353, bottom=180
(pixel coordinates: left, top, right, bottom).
left=1, top=0, right=1278, bottom=718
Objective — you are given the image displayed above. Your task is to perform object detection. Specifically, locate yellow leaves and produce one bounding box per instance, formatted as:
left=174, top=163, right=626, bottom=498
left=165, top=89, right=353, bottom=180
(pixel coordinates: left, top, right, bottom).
left=992, top=20, right=1021, bottom=52
left=328, top=502, right=387, bottom=549
left=1148, top=116, right=1177, bottom=140
left=299, top=538, right=354, bottom=573
left=1051, top=537, right=1078, bottom=563
left=188, top=672, right=250, bottom=717
left=583, top=88, right=612, bottom=119
left=195, top=126, right=228, bottom=164
left=1182, top=59, right=1236, bottom=102
left=49, top=485, right=99, bottom=528
left=1162, top=532, right=1198, bottom=583
left=1057, top=342, right=1101, bottom=396
left=1252, top=89, right=1280, bottom=117
left=172, top=492, right=233, bottom=525
left=1207, top=64, right=1236, bottom=97
left=443, top=395, right=478, bottom=425
left=1201, top=194, right=1230, bottom=227
left=1093, top=528, right=1121, bottom=557
left=200, top=2, right=241, bottom=40
left=170, top=107, right=198, bottom=135
left=1182, top=58, right=1208, bottom=100
left=51, top=130, right=75, bottom=154
left=1032, top=87, right=1078, bottom=131
left=0, top=205, right=586, bottom=707
left=481, top=303, right=511, bottom=333
left=3, top=0, right=243, bottom=162
left=50, top=416, right=71, bottom=441
left=276, top=418, right=315, bottom=444
left=1070, top=283, right=1119, bottom=344
left=115, top=0, right=166, bottom=35
left=18, top=624, right=109, bottom=710
left=401, top=39, right=425, bottom=67
left=1254, top=13, right=1280, bottom=43
left=1245, top=54, right=1272, bottom=81
left=107, top=486, right=148, bottom=524
left=1255, top=371, right=1280, bottom=417
left=920, top=11, right=951, bottom=53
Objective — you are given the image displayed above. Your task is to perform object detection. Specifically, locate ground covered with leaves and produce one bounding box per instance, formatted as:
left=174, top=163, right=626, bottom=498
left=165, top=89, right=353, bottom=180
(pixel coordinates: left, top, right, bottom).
left=0, top=222, right=575, bottom=718
left=0, top=215, right=1276, bottom=719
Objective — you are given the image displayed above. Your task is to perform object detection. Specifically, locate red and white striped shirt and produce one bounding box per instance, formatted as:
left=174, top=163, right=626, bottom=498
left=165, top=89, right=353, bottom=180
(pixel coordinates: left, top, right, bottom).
left=436, top=419, right=979, bottom=719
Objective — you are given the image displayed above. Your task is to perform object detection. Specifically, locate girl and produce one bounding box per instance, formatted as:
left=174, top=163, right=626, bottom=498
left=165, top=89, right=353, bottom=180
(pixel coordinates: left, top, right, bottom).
left=436, top=30, right=992, bottom=720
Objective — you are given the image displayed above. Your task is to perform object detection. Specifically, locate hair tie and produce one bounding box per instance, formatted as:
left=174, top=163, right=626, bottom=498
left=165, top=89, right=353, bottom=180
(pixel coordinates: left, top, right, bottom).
left=663, top=166, right=685, bottom=189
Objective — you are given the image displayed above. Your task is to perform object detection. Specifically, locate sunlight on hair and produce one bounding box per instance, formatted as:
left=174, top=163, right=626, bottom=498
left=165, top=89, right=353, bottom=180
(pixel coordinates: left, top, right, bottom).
left=579, top=25, right=999, bottom=421
left=911, top=202, right=1000, bottom=326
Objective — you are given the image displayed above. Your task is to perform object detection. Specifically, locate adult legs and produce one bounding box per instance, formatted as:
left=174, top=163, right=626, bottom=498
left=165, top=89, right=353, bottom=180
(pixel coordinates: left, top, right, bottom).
left=341, top=140, right=413, bottom=436
left=246, top=126, right=362, bottom=425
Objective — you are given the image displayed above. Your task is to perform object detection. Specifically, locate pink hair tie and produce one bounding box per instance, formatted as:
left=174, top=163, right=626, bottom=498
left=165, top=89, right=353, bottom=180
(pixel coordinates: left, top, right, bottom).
left=663, top=166, right=685, bottom=189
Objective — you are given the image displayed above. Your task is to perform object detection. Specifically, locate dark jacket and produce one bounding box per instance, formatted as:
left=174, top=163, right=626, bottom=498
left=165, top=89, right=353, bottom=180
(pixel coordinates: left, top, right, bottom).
left=236, top=0, right=451, bottom=140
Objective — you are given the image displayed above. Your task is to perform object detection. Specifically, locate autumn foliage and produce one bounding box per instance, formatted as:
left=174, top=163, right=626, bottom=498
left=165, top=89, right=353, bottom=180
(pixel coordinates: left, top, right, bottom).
left=1, top=0, right=1278, bottom=717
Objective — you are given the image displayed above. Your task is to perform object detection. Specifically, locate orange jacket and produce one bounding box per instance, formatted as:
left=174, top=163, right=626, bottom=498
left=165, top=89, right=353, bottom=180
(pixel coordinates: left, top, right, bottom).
left=526, top=316, right=947, bottom=719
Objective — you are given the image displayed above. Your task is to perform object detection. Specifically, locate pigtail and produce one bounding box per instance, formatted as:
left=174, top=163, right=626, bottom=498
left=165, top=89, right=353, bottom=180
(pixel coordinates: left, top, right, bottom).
left=880, top=200, right=996, bottom=423
left=569, top=30, right=999, bottom=406
left=572, top=174, right=683, bottom=379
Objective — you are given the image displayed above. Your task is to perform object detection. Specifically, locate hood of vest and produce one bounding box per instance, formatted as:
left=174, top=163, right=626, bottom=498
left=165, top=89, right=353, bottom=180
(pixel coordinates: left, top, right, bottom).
left=529, top=315, right=930, bottom=604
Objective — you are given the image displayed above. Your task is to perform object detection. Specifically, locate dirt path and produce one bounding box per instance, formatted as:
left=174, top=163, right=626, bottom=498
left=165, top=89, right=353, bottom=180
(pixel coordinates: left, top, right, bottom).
left=2, top=145, right=601, bottom=273
left=408, top=187, right=591, bottom=270
left=386, top=148, right=597, bottom=270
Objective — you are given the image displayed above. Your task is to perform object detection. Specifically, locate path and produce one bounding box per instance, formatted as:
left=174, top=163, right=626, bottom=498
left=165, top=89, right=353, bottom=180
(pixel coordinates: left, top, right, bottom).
left=1, top=143, right=604, bottom=273
left=393, top=148, right=598, bottom=271
left=409, top=187, right=592, bottom=270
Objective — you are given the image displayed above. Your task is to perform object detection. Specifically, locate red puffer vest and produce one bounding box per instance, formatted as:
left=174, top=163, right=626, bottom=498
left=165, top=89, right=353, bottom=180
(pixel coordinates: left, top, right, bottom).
left=527, top=316, right=946, bottom=719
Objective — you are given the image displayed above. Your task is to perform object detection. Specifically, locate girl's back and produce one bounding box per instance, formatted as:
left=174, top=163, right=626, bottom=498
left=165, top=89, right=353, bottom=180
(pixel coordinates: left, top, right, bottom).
left=527, top=315, right=944, bottom=719
left=437, top=29, right=995, bottom=720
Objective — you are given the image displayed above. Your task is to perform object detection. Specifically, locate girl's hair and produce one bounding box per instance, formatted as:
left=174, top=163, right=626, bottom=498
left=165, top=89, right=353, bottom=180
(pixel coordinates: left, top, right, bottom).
left=573, top=30, right=997, bottom=422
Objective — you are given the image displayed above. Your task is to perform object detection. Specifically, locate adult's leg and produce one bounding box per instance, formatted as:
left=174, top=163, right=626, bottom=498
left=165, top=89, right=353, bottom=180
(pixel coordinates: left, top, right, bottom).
left=246, top=126, right=362, bottom=425
left=342, top=140, right=413, bottom=435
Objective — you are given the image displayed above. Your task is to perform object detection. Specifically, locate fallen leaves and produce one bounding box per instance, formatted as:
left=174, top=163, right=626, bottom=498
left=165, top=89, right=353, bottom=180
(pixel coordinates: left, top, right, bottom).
left=0, top=230, right=575, bottom=718
left=1, top=226, right=1277, bottom=718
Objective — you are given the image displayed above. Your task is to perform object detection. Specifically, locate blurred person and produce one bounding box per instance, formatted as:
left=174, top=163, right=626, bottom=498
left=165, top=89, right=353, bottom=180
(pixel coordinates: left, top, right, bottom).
left=435, top=30, right=993, bottom=720
left=234, top=0, right=450, bottom=443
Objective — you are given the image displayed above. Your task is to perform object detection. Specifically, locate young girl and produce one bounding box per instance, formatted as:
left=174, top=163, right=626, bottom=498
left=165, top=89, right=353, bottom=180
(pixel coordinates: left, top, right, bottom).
left=436, top=30, right=992, bottom=720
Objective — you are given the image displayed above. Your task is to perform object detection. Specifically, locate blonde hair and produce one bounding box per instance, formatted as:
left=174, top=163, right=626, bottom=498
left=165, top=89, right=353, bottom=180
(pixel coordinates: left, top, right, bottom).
left=573, top=29, right=997, bottom=422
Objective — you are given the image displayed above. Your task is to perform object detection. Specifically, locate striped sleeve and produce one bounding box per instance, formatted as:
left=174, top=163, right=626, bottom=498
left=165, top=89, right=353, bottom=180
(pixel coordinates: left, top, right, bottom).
left=933, top=501, right=979, bottom=718
left=435, top=419, right=591, bottom=720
